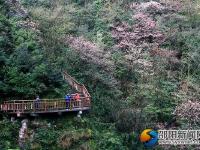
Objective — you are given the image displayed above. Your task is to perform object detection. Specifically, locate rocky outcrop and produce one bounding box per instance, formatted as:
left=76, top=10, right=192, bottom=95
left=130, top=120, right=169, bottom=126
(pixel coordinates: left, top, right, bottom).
left=19, top=119, right=28, bottom=149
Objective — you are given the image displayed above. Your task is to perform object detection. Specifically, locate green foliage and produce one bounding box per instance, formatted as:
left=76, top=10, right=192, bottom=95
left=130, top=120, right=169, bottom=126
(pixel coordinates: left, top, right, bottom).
left=76, top=118, right=127, bottom=150
left=0, top=118, right=20, bottom=150
left=161, top=7, right=200, bottom=82
left=91, top=131, right=126, bottom=150
left=57, top=129, right=92, bottom=149
left=21, top=0, right=56, bottom=8
left=147, top=80, right=178, bottom=121
left=116, top=109, right=151, bottom=133
left=0, top=1, right=68, bottom=100
left=34, top=127, right=59, bottom=149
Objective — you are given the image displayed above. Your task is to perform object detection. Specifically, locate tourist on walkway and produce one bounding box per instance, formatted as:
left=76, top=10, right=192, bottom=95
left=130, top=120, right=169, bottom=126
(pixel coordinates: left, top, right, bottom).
left=34, top=96, right=40, bottom=110
left=75, top=93, right=80, bottom=101
left=65, top=94, right=71, bottom=108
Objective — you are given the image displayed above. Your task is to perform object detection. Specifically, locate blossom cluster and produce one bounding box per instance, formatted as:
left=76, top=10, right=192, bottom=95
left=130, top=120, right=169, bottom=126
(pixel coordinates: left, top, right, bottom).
left=111, top=1, right=166, bottom=50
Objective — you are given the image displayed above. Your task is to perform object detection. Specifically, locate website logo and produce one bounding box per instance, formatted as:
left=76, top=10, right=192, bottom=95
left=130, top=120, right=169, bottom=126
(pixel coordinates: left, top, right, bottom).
left=140, top=129, right=158, bottom=148
left=159, top=130, right=200, bottom=145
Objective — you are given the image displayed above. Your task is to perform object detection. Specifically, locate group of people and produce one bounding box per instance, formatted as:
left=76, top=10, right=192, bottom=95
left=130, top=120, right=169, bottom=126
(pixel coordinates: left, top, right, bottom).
left=33, top=93, right=81, bottom=110
left=65, top=93, right=80, bottom=102
left=65, top=93, right=81, bottom=109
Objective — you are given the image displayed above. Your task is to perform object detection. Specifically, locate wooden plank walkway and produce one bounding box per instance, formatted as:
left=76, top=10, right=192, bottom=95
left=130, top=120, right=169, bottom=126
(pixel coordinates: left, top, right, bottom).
left=0, top=71, right=91, bottom=116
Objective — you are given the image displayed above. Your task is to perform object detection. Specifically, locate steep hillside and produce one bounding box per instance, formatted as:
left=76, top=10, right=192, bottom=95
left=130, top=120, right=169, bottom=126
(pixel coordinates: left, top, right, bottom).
left=0, top=0, right=200, bottom=149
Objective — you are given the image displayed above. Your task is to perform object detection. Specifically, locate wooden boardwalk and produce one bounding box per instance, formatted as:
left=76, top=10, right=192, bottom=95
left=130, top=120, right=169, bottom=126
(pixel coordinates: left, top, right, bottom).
left=1, top=98, right=90, bottom=116
left=0, top=71, right=91, bottom=116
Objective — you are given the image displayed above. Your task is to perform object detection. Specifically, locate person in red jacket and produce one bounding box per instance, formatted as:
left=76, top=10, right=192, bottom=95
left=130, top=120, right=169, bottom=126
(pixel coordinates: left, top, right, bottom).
left=74, top=93, right=80, bottom=101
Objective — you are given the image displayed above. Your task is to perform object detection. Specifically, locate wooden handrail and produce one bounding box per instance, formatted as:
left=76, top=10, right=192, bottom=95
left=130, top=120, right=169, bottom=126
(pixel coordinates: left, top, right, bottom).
left=3, top=97, right=90, bottom=103
left=63, top=71, right=91, bottom=96
left=1, top=99, right=90, bottom=113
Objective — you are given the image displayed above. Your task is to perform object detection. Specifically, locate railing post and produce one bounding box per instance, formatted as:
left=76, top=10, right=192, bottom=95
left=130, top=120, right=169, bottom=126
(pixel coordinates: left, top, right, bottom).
left=80, top=100, right=82, bottom=109
left=22, top=101, right=24, bottom=113
left=70, top=100, right=72, bottom=110
left=44, top=101, right=46, bottom=111
left=54, top=101, right=57, bottom=110
left=33, top=100, right=35, bottom=113
left=30, top=102, right=33, bottom=111
left=12, top=102, right=14, bottom=113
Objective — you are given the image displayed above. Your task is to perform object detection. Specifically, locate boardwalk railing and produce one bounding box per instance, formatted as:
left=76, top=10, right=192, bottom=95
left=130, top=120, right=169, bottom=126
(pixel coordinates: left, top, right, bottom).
left=1, top=97, right=90, bottom=114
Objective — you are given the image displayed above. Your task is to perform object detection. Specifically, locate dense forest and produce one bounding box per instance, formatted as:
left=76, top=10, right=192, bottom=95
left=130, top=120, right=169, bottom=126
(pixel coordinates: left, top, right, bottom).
left=0, top=0, right=200, bottom=149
